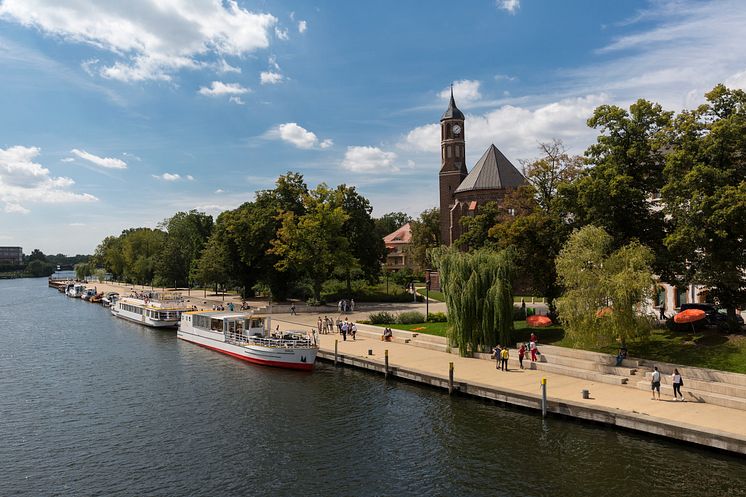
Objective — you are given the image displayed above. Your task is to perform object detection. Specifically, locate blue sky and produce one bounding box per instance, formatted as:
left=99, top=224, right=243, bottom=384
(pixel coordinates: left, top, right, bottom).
left=1, top=0, right=746, bottom=254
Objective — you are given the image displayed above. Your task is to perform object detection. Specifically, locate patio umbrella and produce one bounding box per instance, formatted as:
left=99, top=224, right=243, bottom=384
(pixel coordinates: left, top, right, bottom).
left=596, top=306, right=613, bottom=318
left=527, top=315, right=552, bottom=327
left=673, top=308, right=706, bottom=333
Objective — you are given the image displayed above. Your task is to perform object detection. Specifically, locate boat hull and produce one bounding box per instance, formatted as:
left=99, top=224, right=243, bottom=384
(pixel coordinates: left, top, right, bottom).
left=177, top=329, right=316, bottom=371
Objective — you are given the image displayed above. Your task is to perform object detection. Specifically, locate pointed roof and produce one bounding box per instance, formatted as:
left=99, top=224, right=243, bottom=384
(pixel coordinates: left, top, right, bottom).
left=383, top=223, right=412, bottom=245
left=440, top=85, right=465, bottom=121
left=455, top=144, right=526, bottom=193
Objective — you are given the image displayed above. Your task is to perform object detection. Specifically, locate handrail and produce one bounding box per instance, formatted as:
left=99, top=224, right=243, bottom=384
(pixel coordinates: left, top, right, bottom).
left=225, top=333, right=316, bottom=349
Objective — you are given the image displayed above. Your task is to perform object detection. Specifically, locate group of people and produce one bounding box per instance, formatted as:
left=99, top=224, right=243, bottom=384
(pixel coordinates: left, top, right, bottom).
left=493, top=333, right=541, bottom=372
left=316, top=316, right=358, bottom=341
left=210, top=302, right=234, bottom=311
left=650, top=366, right=686, bottom=401
left=337, top=299, right=355, bottom=313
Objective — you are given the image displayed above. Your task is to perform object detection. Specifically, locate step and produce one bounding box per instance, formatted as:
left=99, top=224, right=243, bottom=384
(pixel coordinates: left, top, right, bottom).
left=635, top=381, right=746, bottom=410
left=539, top=353, right=636, bottom=376
left=641, top=372, right=746, bottom=399
left=536, top=362, right=629, bottom=385
left=531, top=344, right=640, bottom=368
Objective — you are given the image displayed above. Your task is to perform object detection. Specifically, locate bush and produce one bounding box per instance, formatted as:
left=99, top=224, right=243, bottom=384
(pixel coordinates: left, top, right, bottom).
left=427, top=312, right=447, bottom=322
left=368, top=311, right=397, bottom=324
left=398, top=311, right=426, bottom=324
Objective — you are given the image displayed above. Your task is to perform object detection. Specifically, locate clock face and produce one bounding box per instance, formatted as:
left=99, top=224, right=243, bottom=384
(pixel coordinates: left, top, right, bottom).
left=453, top=124, right=462, bottom=135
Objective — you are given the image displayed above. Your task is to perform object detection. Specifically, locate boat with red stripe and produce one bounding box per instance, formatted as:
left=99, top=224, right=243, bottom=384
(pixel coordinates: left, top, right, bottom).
left=177, top=310, right=317, bottom=371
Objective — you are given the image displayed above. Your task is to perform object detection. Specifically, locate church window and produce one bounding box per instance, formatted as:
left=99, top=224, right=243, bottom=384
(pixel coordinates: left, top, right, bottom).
left=455, top=146, right=460, bottom=157
left=447, top=146, right=452, bottom=158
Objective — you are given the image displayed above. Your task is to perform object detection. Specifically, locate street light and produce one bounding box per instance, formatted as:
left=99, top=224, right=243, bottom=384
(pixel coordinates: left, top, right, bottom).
left=425, top=269, right=432, bottom=321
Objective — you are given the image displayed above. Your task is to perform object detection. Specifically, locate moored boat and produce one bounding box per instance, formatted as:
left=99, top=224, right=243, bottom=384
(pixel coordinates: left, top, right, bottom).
left=111, top=292, right=189, bottom=328
left=66, top=283, right=85, bottom=298
left=101, top=292, right=119, bottom=307
left=177, top=311, right=317, bottom=370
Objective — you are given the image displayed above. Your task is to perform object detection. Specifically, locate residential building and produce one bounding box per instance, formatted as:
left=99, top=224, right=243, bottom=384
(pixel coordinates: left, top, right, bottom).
left=0, top=246, right=23, bottom=266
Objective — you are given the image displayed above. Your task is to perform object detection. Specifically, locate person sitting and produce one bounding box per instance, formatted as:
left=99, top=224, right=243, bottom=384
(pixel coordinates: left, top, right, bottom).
left=383, top=327, right=393, bottom=342
left=615, top=345, right=628, bottom=366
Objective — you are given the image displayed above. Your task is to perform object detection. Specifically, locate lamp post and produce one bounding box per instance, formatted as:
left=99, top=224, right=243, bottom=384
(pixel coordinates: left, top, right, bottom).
left=425, top=269, right=431, bottom=321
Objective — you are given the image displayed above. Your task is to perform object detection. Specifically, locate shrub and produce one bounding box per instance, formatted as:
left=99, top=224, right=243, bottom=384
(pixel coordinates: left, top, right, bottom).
left=368, top=311, right=397, bottom=324
left=398, top=311, right=426, bottom=324
left=427, top=312, right=447, bottom=322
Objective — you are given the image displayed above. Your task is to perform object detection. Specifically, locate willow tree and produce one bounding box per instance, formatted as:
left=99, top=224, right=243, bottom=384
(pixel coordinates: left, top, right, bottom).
left=555, top=225, right=654, bottom=348
left=431, top=247, right=516, bottom=356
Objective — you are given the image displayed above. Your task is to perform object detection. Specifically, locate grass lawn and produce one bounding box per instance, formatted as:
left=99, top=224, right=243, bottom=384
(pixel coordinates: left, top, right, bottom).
left=386, top=322, right=450, bottom=337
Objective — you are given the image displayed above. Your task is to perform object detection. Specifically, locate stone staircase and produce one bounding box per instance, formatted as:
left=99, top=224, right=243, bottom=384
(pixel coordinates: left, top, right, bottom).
left=635, top=363, right=746, bottom=410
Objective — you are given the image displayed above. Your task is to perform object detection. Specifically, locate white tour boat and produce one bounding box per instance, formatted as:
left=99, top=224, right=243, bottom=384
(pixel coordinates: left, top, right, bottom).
left=66, top=283, right=86, bottom=298
left=178, top=311, right=318, bottom=371
left=111, top=292, right=188, bottom=328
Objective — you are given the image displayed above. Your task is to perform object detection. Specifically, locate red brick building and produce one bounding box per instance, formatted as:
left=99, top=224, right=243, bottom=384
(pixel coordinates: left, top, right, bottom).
left=438, top=89, right=526, bottom=246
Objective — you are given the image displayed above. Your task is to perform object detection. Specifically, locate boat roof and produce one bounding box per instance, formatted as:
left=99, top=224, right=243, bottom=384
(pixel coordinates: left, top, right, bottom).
left=185, top=310, right=269, bottom=319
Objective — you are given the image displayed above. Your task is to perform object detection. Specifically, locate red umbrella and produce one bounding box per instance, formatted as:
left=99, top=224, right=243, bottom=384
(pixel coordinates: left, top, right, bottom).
left=673, top=309, right=706, bottom=324
left=673, top=308, right=706, bottom=333
left=596, top=306, right=613, bottom=318
left=527, top=315, right=552, bottom=327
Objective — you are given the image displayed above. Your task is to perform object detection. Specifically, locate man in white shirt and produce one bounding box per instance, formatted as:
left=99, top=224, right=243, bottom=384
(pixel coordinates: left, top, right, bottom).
left=651, top=366, right=661, bottom=400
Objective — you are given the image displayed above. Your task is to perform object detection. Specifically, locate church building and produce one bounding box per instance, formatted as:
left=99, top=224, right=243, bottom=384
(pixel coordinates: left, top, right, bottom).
left=438, top=89, right=526, bottom=246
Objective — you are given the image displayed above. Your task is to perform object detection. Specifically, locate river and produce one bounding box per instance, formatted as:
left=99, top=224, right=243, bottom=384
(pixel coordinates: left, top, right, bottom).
left=1, top=278, right=745, bottom=496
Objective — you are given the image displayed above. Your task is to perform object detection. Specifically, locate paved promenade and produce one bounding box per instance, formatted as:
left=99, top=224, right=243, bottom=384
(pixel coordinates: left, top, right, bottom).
left=270, top=312, right=746, bottom=454
left=76, top=281, right=746, bottom=452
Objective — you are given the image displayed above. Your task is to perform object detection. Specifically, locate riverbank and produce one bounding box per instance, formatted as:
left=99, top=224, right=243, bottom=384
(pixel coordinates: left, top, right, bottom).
left=272, top=313, right=746, bottom=455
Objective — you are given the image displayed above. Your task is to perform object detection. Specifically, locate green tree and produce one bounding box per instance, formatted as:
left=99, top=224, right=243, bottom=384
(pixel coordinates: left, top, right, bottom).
left=191, top=232, right=232, bottom=294
left=374, top=211, right=412, bottom=239
left=156, top=210, right=213, bottom=287
left=336, top=184, right=385, bottom=286
left=25, top=259, right=55, bottom=277
left=93, top=235, right=125, bottom=280
left=119, top=228, right=166, bottom=284
left=556, top=225, right=654, bottom=348
left=455, top=201, right=502, bottom=250
left=431, top=247, right=516, bottom=355
left=270, top=184, right=356, bottom=301
left=27, top=249, right=47, bottom=263
left=662, top=84, right=746, bottom=328
left=408, top=207, right=440, bottom=272
left=570, top=100, right=674, bottom=278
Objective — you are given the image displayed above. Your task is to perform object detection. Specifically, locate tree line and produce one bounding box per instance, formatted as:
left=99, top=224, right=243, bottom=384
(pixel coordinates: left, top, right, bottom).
left=408, top=84, right=745, bottom=334
left=93, top=173, right=390, bottom=302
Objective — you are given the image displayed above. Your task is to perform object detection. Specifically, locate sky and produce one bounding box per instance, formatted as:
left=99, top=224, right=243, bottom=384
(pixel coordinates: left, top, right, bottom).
left=1, top=0, right=746, bottom=255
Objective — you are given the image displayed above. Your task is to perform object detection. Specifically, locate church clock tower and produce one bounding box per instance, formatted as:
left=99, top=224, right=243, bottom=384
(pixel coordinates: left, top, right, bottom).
left=439, top=86, right=467, bottom=245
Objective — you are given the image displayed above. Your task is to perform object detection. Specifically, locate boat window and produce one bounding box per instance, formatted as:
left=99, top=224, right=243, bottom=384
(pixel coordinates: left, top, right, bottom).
left=193, top=315, right=210, bottom=329
left=210, top=318, right=223, bottom=332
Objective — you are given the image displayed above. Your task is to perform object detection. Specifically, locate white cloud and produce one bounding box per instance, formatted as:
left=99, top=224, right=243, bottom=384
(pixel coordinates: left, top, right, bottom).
left=497, top=0, right=520, bottom=14
left=267, top=123, right=332, bottom=150
left=401, top=94, right=607, bottom=163
left=186, top=175, right=194, bottom=181
left=153, top=173, right=182, bottom=181
left=439, top=80, right=482, bottom=105
left=0, top=145, right=97, bottom=213
left=229, top=96, right=245, bottom=105
left=298, top=20, right=307, bottom=33
left=260, top=71, right=283, bottom=85
left=216, top=59, right=241, bottom=74
left=61, top=157, right=74, bottom=162
left=274, top=26, right=289, bottom=40
left=341, top=146, right=399, bottom=173
left=198, top=81, right=249, bottom=97
left=0, top=0, right=277, bottom=82
left=68, top=222, right=86, bottom=227
left=70, top=149, right=127, bottom=169
left=215, top=188, right=224, bottom=193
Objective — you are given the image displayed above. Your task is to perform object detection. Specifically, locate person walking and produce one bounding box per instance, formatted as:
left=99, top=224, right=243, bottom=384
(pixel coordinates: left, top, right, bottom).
left=290, top=303, right=296, bottom=315
left=530, top=340, right=538, bottom=362
left=351, top=322, right=357, bottom=340
left=672, top=368, right=685, bottom=401
left=500, top=346, right=509, bottom=371
left=651, top=366, right=662, bottom=400
left=341, top=321, right=348, bottom=341
left=659, top=303, right=666, bottom=320
left=317, top=317, right=323, bottom=335
left=518, top=343, right=526, bottom=369
left=492, top=344, right=502, bottom=370
left=350, top=299, right=355, bottom=312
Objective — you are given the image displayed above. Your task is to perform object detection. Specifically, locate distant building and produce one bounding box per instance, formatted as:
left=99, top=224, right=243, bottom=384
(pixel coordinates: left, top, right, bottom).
left=438, top=88, right=526, bottom=246
left=0, top=246, right=23, bottom=265
left=383, top=223, right=414, bottom=272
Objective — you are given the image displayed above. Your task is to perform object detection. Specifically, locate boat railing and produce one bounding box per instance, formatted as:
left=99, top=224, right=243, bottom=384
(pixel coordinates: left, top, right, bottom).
left=225, top=333, right=316, bottom=349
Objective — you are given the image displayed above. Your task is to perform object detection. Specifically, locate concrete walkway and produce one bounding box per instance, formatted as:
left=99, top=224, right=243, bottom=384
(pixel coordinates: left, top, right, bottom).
left=272, top=311, right=746, bottom=454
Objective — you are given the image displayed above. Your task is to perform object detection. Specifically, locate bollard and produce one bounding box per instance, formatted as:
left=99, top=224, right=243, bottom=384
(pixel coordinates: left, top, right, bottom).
left=541, top=377, right=547, bottom=418
left=582, top=389, right=590, bottom=399
left=334, top=339, right=338, bottom=367
left=385, top=349, right=389, bottom=379
left=448, top=362, right=454, bottom=395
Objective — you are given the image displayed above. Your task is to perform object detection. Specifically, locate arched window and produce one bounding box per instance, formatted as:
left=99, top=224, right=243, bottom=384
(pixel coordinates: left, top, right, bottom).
left=447, top=146, right=452, bottom=158
left=455, top=146, right=460, bottom=157
left=656, top=287, right=666, bottom=307
left=674, top=286, right=687, bottom=308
